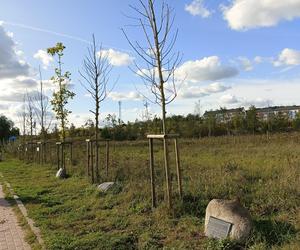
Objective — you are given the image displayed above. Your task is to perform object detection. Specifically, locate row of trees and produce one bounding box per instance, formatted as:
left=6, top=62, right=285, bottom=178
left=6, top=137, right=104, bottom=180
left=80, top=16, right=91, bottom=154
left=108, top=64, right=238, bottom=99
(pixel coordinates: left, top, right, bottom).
left=40, top=105, right=298, bottom=142
left=18, top=0, right=178, bottom=182
left=16, top=0, right=299, bottom=147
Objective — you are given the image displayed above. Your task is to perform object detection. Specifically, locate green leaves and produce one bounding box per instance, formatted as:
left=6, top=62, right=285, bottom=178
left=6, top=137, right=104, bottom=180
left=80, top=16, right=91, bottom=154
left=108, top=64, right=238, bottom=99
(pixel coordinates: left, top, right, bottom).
left=47, top=42, right=66, bottom=57
left=47, top=43, right=75, bottom=141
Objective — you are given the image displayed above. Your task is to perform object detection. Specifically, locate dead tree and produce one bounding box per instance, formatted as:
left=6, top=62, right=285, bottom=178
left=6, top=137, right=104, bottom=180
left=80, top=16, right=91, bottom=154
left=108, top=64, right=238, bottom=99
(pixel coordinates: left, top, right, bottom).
left=123, top=0, right=182, bottom=209
left=79, top=35, right=113, bottom=183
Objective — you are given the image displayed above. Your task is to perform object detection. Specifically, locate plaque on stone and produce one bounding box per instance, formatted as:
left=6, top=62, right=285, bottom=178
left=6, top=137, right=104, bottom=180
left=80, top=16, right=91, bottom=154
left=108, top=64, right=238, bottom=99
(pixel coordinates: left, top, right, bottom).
left=98, top=182, right=115, bottom=192
left=206, top=216, right=232, bottom=239
left=36, top=147, right=40, bottom=152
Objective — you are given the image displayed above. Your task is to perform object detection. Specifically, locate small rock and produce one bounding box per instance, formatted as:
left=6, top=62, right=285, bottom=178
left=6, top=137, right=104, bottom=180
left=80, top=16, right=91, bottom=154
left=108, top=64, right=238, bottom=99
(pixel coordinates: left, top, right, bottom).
left=205, top=199, right=252, bottom=243
left=56, top=168, right=66, bottom=179
left=98, top=182, right=115, bottom=192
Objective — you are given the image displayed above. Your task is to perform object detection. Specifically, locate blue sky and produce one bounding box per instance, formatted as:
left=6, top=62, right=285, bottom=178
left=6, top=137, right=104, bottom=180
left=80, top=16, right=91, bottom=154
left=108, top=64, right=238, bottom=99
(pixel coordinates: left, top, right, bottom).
left=1, top=0, right=300, bottom=128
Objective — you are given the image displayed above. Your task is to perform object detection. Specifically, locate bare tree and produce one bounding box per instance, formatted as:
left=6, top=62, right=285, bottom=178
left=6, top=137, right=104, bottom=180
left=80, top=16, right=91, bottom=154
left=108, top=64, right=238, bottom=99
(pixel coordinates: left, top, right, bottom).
left=79, top=34, right=113, bottom=182
left=21, top=95, right=27, bottom=140
left=32, top=66, right=53, bottom=140
left=123, top=0, right=182, bottom=209
left=25, top=93, right=36, bottom=161
left=122, top=0, right=181, bottom=135
left=26, top=93, right=35, bottom=141
left=17, top=95, right=27, bottom=159
left=29, top=67, right=53, bottom=164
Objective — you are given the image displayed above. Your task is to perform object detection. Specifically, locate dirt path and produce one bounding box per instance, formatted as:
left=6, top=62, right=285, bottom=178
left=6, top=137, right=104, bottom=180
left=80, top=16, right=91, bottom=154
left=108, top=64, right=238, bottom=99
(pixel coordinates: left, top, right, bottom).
left=0, top=185, right=30, bottom=250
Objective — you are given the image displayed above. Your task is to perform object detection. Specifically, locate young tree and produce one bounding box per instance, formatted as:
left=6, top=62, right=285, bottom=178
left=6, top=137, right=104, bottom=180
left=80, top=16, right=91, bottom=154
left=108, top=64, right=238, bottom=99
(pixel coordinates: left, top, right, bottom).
left=47, top=43, right=75, bottom=142
left=79, top=35, right=113, bottom=182
left=246, top=105, right=258, bottom=134
left=19, top=95, right=27, bottom=141
left=205, top=112, right=216, bottom=137
left=232, top=111, right=245, bottom=135
left=123, top=0, right=181, bottom=208
left=122, top=0, right=181, bottom=135
left=32, top=66, right=52, bottom=140
left=26, top=93, right=35, bottom=140
left=220, top=107, right=231, bottom=135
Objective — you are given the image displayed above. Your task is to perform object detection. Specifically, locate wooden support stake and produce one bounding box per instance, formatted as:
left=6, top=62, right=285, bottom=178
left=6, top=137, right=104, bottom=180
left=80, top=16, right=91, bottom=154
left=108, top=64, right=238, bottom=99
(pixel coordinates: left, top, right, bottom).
left=149, top=138, right=156, bottom=208
left=41, top=143, right=44, bottom=164
left=31, top=144, right=33, bottom=162
left=56, top=144, right=60, bottom=170
left=95, top=142, right=99, bottom=182
left=86, top=141, right=90, bottom=177
left=174, top=138, right=182, bottom=198
left=38, top=146, right=41, bottom=164
left=63, top=144, right=66, bottom=172
left=70, top=143, right=73, bottom=166
left=163, top=138, right=172, bottom=209
left=61, top=144, right=63, bottom=170
left=91, top=141, right=94, bottom=183
left=106, top=140, right=109, bottom=177
left=44, top=143, right=47, bottom=164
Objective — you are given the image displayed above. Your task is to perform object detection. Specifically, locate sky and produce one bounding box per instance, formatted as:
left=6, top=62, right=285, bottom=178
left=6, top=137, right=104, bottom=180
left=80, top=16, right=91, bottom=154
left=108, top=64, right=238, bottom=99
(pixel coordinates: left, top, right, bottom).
left=1, top=0, right=300, bottom=129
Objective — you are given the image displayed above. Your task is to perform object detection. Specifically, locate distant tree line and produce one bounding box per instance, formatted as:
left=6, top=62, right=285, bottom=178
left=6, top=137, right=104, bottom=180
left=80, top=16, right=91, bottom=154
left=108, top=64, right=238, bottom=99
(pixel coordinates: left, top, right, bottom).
left=0, top=115, right=19, bottom=142
left=33, top=105, right=297, bottom=141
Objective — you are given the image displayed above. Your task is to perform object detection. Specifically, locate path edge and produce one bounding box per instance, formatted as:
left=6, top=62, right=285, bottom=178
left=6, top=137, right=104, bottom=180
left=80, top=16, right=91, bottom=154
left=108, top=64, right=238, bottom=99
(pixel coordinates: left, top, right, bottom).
left=0, top=172, right=45, bottom=249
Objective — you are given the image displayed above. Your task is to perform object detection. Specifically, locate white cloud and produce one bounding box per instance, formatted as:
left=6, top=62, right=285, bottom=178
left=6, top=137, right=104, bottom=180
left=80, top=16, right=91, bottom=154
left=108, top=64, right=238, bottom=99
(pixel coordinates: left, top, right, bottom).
left=99, top=49, right=134, bottom=66
left=238, top=57, right=253, bottom=71
left=222, top=0, right=300, bottom=31
left=221, top=78, right=300, bottom=109
left=0, top=26, right=52, bottom=124
left=273, top=48, right=300, bottom=67
left=254, top=56, right=263, bottom=64
left=108, top=91, right=142, bottom=101
left=206, top=82, right=230, bottom=93
left=179, top=82, right=231, bottom=99
left=33, top=49, right=53, bottom=69
left=0, top=90, right=40, bottom=102
left=0, top=76, right=38, bottom=91
left=84, top=93, right=92, bottom=98
left=185, top=0, right=211, bottom=18
left=69, top=113, right=93, bottom=127
left=176, top=56, right=238, bottom=82
left=242, top=98, right=273, bottom=108
left=0, top=25, right=30, bottom=79
left=220, top=94, right=239, bottom=104
left=0, top=103, right=9, bottom=110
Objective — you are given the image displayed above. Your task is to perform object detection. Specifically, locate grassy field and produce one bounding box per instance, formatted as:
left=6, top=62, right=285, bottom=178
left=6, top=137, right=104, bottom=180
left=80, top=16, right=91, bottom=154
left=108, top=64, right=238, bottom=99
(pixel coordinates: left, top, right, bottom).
left=0, top=134, right=299, bottom=249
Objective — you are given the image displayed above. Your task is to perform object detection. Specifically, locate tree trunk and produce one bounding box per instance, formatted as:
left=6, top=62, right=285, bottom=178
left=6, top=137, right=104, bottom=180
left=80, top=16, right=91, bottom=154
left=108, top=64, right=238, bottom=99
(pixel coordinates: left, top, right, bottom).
left=94, top=66, right=100, bottom=182
left=95, top=106, right=99, bottom=182
left=150, top=0, right=171, bottom=208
